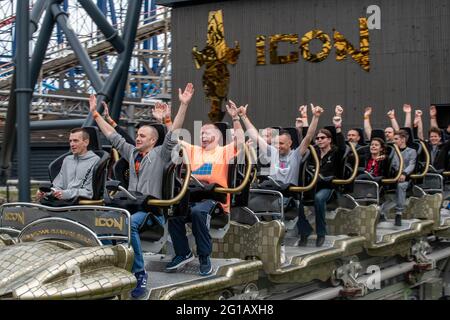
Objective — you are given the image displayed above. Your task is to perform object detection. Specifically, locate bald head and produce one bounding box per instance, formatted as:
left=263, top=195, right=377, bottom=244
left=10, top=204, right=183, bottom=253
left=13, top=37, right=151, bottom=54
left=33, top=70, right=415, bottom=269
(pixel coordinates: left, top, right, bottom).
left=201, top=124, right=222, bottom=150
left=136, top=125, right=159, bottom=152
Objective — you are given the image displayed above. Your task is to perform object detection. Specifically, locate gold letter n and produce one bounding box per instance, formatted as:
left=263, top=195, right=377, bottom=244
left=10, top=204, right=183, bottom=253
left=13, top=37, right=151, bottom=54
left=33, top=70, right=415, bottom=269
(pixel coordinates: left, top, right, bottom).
left=334, top=18, right=370, bottom=72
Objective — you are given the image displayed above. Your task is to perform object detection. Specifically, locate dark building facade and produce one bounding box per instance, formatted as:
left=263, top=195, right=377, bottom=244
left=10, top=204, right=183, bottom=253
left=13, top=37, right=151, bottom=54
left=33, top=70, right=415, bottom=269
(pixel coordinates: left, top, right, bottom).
left=159, top=0, right=450, bottom=134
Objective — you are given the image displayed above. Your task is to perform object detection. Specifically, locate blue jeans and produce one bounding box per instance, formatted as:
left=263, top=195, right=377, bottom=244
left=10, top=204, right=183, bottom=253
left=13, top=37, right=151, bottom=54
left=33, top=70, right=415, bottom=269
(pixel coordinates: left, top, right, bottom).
left=168, top=200, right=216, bottom=257
left=130, top=211, right=165, bottom=273
left=297, top=188, right=333, bottom=237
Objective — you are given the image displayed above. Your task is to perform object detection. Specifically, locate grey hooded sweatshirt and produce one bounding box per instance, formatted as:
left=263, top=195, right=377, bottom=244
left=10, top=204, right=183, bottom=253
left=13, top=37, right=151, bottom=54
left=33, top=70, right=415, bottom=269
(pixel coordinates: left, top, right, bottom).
left=108, top=131, right=177, bottom=199
left=53, top=150, right=100, bottom=200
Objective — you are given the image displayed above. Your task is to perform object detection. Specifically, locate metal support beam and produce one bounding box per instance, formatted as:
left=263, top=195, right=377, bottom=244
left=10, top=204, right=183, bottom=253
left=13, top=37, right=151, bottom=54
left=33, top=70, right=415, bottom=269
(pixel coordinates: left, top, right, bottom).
left=109, top=0, right=144, bottom=122
left=51, top=3, right=104, bottom=91
left=0, top=1, right=60, bottom=186
left=0, top=73, right=17, bottom=185
left=79, top=0, right=125, bottom=53
left=30, top=119, right=86, bottom=130
left=84, top=0, right=144, bottom=127
left=30, top=2, right=57, bottom=89
left=15, top=0, right=32, bottom=201
left=29, top=0, right=48, bottom=34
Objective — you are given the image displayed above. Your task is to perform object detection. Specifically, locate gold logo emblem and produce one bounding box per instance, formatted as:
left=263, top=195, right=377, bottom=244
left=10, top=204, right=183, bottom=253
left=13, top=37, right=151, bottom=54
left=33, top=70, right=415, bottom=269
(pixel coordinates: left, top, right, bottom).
left=95, top=217, right=124, bottom=231
left=4, top=211, right=25, bottom=225
left=193, top=10, right=240, bottom=122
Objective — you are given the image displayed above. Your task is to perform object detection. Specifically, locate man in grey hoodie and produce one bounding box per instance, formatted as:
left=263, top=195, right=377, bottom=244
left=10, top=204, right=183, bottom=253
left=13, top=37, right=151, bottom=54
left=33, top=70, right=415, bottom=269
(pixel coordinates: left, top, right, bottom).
left=89, top=83, right=194, bottom=299
left=36, top=128, right=100, bottom=201
left=380, top=129, right=417, bottom=226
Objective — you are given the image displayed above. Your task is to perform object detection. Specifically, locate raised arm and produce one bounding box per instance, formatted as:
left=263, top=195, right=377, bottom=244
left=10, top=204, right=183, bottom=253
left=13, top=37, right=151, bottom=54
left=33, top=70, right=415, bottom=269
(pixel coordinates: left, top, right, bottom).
left=334, top=105, right=344, bottom=134
left=333, top=106, right=347, bottom=152
left=364, top=106, right=373, bottom=140
left=89, top=94, right=116, bottom=138
left=414, top=110, right=424, bottom=141
left=387, top=109, right=400, bottom=131
left=102, top=102, right=135, bottom=145
left=151, top=102, right=165, bottom=125
left=298, top=105, right=309, bottom=127
left=226, top=100, right=245, bottom=146
left=403, top=104, right=413, bottom=129
left=299, top=104, right=323, bottom=156
left=430, top=105, right=439, bottom=128
left=171, top=83, right=194, bottom=131
left=152, top=102, right=173, bottom=129
left=238, top=105, right=269, bottom=152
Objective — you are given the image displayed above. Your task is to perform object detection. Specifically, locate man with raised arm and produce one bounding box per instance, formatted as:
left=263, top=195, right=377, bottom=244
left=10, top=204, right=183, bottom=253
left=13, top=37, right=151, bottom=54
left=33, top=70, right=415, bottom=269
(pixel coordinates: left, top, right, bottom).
left=430, top=105, right=450, bottom=142
left=239, top=103, right=322, bottom=186
left=239, top=104, right=324, bottom=247
left=297, top=107, right=347, bottom=247
left=165, top=100, right=245, bottom=276
left=416, top=109, right=450, bottom=170
left=89, top=83, right=194, bottom=299
left=333, top=105, right=362, bottom=147
left=363, top=106, right=395, bottom=142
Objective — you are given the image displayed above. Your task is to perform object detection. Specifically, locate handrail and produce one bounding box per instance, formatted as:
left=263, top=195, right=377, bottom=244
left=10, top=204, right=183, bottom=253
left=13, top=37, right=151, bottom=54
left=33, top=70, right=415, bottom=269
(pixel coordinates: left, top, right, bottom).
left=410, top=140, right=430, bottom=179
left=214, top=145, right=253, bottom=194
left=147, top=147, right=191, bottom=207
left=111, top=148, right=120, bottom=163
left=382, top=144, right=404, bottom=184
left=332, top=142, right=359, bottom=185
left=78, top=199, right=104, bottom=205
left=289, top=145, right=320, bottom=192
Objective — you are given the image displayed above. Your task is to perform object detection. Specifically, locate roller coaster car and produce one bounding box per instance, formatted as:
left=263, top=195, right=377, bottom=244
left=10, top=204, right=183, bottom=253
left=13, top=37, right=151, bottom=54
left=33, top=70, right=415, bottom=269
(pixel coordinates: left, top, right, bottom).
left=224, top=127, right=366, bottom=285
left=38, top=127, right=110, bottom=207
left=106, top=124, right=261, bottom=300
left=0, top=202, right=136, bottom=299
left=329, top=128, right=435, bottom=257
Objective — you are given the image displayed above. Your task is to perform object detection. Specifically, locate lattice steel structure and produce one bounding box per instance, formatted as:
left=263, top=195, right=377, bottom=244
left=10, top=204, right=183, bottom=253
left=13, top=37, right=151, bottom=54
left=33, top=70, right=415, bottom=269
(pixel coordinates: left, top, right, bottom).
left=0, top=0, right=171, bottom=100
left=0, top=0, right=172, bottom=200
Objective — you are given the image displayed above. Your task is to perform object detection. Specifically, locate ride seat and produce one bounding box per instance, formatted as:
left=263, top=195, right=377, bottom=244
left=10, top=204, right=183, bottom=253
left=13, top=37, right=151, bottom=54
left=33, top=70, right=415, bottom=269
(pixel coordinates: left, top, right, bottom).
left=41, top=126, right=110, bottom=206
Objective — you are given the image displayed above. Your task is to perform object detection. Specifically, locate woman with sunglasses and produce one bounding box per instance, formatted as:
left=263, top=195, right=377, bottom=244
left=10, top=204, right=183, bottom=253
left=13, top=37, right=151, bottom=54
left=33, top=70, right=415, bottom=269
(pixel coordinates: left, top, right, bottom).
left=297, top=106, right=347, bottom=247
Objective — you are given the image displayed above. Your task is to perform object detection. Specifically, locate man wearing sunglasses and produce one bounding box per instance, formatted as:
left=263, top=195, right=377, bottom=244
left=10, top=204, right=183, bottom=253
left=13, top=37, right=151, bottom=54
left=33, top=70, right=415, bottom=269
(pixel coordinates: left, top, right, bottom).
left=297, top=107, right=347, bottom=247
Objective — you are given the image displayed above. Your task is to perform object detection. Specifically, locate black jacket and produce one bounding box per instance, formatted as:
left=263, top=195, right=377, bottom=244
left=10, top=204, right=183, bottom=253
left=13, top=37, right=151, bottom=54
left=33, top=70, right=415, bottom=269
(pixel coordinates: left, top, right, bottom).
left=359, top=147, right=389, bottom=177
left=426, top=140, right=450, bottom=170
left=315, top=131, right=347, bottom=189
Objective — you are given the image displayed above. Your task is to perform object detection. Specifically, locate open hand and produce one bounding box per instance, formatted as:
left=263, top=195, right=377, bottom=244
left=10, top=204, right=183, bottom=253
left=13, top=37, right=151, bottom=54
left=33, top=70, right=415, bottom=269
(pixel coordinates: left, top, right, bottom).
left=179, top=83, right=194, bottom=105
left=101, top=101, right=113, bottom=122
left=298, top=105, right=307, bottom=117
left=152, top=102, right=164, bottom=122
left=89, top=94, right=97, bottom=113
left=226, top=100, right=239, bottom=118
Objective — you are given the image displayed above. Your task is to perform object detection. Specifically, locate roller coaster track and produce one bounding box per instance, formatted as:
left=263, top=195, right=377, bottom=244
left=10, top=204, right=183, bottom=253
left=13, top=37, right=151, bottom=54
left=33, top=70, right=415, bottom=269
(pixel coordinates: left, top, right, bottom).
left=0, top=10, right=171, bottom=91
